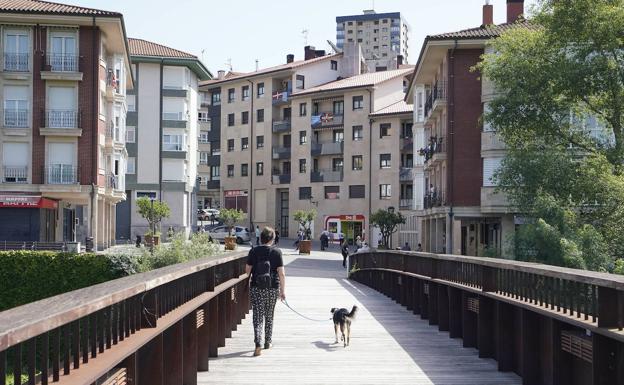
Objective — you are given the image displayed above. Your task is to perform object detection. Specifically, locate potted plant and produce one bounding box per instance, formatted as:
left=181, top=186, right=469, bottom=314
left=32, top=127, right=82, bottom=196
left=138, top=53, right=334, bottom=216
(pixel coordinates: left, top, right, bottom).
left=293, top=209, right=316, bottom=254
left=220, top=208, right=245, bottom=250
left=370, top=209, right=406, bottom=250
left=136, top=197, right=170, bottom=248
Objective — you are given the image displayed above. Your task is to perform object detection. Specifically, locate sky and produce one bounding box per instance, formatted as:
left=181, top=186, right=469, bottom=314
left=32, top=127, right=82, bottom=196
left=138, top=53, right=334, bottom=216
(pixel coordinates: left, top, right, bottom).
left=65, top=0, right=539, bottom=74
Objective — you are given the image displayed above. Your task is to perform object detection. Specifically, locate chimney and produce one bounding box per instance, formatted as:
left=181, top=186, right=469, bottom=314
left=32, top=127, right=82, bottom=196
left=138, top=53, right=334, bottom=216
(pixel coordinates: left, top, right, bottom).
left=396, top=55, right=404, bottom=68
left=507, top=0, right=524, bottom=23
left=286, top=54, right=294, bottom=64
left=482, top=0, right=494, bottom=26
left=304, top=46, right=316, bottom=60
left=217, top=70, right=225, bottom=80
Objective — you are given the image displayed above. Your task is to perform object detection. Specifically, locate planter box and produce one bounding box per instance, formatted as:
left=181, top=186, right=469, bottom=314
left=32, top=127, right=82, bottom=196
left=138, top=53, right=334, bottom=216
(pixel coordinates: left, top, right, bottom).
left=299, top=239, right=312, bottom=254
left=224, top=236, right=237, bottom=250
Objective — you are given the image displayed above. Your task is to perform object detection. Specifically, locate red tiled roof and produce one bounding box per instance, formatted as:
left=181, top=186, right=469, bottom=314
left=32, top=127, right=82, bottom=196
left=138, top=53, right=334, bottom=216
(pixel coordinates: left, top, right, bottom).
left=293, top=68, right=413, bottom=97
left=0, top=0, right=121, bottom=16
left=128, top=38, right=196, bottom=59
left=427, top=20, right=535, bottom=40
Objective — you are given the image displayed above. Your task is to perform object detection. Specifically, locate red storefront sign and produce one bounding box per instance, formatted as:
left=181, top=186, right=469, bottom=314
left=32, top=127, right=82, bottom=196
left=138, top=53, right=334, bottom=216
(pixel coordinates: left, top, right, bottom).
left=224, top=190, right=248, bottom=197
left=339, top=214, right=365, bottom=221
left=0, top=195, right=58, bottom=209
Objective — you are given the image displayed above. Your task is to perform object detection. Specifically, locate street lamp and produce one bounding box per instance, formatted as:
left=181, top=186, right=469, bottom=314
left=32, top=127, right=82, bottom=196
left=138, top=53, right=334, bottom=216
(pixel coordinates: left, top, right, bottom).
left=150, top=196, right=155, bottom=254
left=387, top=206, right=395, bottom=249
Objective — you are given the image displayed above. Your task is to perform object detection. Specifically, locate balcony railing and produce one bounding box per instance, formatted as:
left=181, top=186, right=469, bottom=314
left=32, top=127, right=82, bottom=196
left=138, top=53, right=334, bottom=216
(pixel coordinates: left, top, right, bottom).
left=311, top=113, right=344, bottom=129
left=400, top=198, right=413, bottom=209
left=272, top=146, right=291, bottom=160
left=46, top=53, right=79, bottom=72
left=424, top=80, right=447, bottom=117
left=44, top=165, right=78, bottom=184
left=418, top=136, right=445, bottom=162
left=272, top=119, right=291, bottom=133
left=106, top=69, right=121, bottom=93
left=424, top=190, right=445, bottom=209
left=206, top=179, right=220, bottom=189
left=272, top=90, right=290, bottom=105
left=45, top=109, right=80, bottom=129
left=272, top=174, right=291, bottom=185
left=4, top=109, right=28, bottom=128
left=106, top=122, right=125, bottom=143
left=4, top=53, right=29, bottom=72
left=311, top=169, right=343, bottom=183
left=311, top=140, right=344, bottom=156
left=400, top=167, right=414, bottom=182
left=107, top=173, right=119, bottom=190
left=163, top=112, right=186, bottom=121
left=2, top=166, right=27, bottom=183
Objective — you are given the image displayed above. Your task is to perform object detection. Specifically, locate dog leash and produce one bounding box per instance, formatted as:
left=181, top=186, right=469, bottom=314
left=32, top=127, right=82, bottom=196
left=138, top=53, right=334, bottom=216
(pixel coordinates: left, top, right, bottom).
left=280, top=299, right=332, bottom=322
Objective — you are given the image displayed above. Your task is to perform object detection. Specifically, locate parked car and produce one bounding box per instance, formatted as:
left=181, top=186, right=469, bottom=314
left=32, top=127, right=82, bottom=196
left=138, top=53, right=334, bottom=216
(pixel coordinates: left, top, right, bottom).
left=208, top=225, right=251, bottom=244
left=198, top=208, right=220, bottom=221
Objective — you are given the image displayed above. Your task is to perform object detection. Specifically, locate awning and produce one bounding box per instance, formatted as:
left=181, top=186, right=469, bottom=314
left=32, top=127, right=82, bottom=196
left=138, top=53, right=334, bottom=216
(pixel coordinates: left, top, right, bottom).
left=0, top=195, right=58, bottom=209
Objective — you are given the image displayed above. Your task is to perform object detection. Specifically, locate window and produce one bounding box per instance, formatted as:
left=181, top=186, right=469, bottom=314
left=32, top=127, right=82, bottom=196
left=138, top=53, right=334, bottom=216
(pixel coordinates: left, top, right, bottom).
left=49, top=32, right=77, bottom=71
left=330, top=60, right=338, bottom=70
left=198, top=111, right=209, bottom=122
left=241, top=111, right=249, bottom=124
left=227, top=165, right=234, bottom=177
left=257, top=109, right=264, bottom=122
left=299, top=159, right=306, bottom=173
left=349, top=185, right=365, bottom=199
left=256, top=162, right=264, bottom=176
left=352, top=155, right=363, bottom=170
left=380, top=184, right=392, bottom=199
left=380, top=123, right=391, bottom=137
left=333, top=100, right=344, bottom=115
left=352, top=95, right=364, bottom=110
left=199, top=152, right=208, bottom=164
left=227, top=139, right=234, bottom=152
left=299, top=187, right=312, bottom=200
left=257, top=82, right=264, bottom=97
left=380, top=153, right=391, bottom=168
left=374, top=21, right=379, bottom=25
left=299, top=130, right=307, bottom=145
left=296, top=75, right=305, bottom=90
left=228, top=113, right=235, bottom=126
left=347, top=21, right=353, bottom=26
left=126, top=126, right=136, bottom=143
left=324, top=186, right=340, bottom=199
left=211, top=91, right=221, bottom=105
left=357, top=21, right=363, bottom=26
left=211, top=166, right=220, bottom=180
left=211, top=146, right=221, bottom=156
left=483, top=157, right=503, bottom=187
left=332, top=158, right=344, bottom=172
left=357, top=38, right=363, bottom=43
left=242, top=85, right=250, bottom=101
left=199, top=130, right=209, bottom=143
left=241, top=137, right=249, bottom=150
left=4, top=30, right=29, bottom=72
left=126, top=157, right=136, bottom=174
left=241, top=163, right=248, bottom=177
left=299, top=103, right=307, bottom=116
left=163, top=134, right=183, bottom=151
left=228, top=88, right=235, bottom=103
left=352, top=125, right=363, bottom=141
left=136, top=191, right=157, bottom=200
left=256, top=135, right=264, bottom=149
left=127, top=95, right=136, bottom=111
left=333, top=129, right=344, bottom=143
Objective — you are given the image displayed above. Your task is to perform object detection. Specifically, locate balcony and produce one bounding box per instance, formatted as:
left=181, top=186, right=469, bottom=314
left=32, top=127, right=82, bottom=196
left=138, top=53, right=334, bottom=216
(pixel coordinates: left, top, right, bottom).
left=311, top=140, right=344, bottom=156
left=311, top=169, right=343, bottom=183
left=272, top=119, right=291, bottom=133
left=44, top=165, right=78, bottom=185
left=418, top=136, right=445, bottom=163
left=206, top=179, right=220, bottom=189
left=4, top=53, right=29, bottom=72
left=272, top=146, right=291, bottom=160
left=311, top=113, right=344, bottom=129
left=272, top=174, right=291, bottom=185
left=106, top=174, right=120, bottom=190
left=40, top=110, right=82, bottom=136
left=272, top=90, right=290, bottom=105
left=399, top=167, right=414, bottom=182
left=424, top=191, right=445, bottom=209
left=400, top=136, right=413, bottom=152
left=400, top=198, right=413, bottom=210
left=424, top=81, right=447, bottom=118
left=2, top=166, right=27, bottom=183
left=106, top=122, right=125, bottom=146
left=4, top=109, right=29, bottom=128
left=42, top=54, right=82, bottom=81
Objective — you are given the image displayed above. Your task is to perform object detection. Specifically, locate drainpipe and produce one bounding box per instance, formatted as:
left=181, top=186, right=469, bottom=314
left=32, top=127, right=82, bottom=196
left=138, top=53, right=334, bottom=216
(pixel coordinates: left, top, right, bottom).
left=447, top=39, right=458, bottom=254
left=246, top=79, right=254, bottom=230
left=91, top=17, right=98, bottom=243
left=366, top=88, right=373, bottom=244
left=159, top=59, right=164, bottom=201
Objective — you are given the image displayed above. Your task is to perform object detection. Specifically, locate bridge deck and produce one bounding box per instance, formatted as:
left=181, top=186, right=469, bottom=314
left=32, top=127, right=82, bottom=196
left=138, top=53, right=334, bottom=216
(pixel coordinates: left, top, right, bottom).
left=198, top=249, right=521, bottom=385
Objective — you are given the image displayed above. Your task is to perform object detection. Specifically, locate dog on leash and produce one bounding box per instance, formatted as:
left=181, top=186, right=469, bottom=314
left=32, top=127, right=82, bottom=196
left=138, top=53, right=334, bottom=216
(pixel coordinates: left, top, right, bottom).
left=330, top=306, right=358, bottom=347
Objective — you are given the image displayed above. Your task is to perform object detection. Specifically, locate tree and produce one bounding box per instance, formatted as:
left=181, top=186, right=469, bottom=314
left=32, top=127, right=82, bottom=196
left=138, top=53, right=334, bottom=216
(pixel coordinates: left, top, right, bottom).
left=219, top=208, right=245, bottom=237
left=136, top=197, right=170, bottom=235
left=370, top=209, right=405, bottom=249
left=293, top=209, right=316, bottom=240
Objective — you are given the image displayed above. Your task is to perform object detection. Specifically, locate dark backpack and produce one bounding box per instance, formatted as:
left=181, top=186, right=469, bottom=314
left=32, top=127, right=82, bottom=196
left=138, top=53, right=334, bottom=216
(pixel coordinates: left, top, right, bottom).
left=253, top=250, right=273, bottom=289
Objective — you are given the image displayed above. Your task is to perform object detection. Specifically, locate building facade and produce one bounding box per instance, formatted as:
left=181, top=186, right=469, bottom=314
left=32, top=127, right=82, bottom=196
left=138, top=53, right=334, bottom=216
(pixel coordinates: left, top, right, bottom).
left=116, top=38, right=211, bottom=241
left=0, top=1, right=132, bottom=250
left=336, top=10, right=410, bottom=72
left=405, top=0, right=526, bottom=256
left=201, top=46, right=413, bottom=245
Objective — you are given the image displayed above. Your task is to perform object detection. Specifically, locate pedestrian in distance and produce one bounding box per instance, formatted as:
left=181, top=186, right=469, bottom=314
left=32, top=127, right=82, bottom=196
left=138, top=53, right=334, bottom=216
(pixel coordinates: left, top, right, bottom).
left=245, top=227, right=286, bottom=357
left=417, top=243, right=423, bottom=252
left=320, top=230, right=329, bottom=251
left=401, top=242, right=411, bottom=251
left=294, top=230, right=303, bottom=251
left=255, top=225, right=261, bottom=245
left=275, top=229, right=280, bottom=245
left=341, top=238, right=350, bottom=268
left=355, top=236, right=363, bottom=252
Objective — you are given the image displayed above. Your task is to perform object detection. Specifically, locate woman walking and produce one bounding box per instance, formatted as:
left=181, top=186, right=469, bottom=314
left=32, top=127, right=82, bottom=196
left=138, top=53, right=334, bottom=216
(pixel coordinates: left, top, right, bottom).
left=245, top=227, right=286, bottom=356
left=341, top=238, right=350, bottom=268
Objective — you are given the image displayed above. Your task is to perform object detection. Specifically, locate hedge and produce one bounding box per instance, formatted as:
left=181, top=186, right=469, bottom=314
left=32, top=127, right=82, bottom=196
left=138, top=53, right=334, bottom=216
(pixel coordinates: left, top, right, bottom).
left=0, top=251, right=139, bottom=312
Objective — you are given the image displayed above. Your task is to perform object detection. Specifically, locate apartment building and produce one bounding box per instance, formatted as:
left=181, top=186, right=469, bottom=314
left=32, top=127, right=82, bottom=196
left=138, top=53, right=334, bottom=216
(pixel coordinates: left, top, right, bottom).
left=405, top=0, right=526, bottom=256
left=0, top=1, right=132, bottom=249
left=336, top=10, right=410, bottom=72
left=201, top=45, right=412, bottom=245
left=115, top=39, right=211, bottom=240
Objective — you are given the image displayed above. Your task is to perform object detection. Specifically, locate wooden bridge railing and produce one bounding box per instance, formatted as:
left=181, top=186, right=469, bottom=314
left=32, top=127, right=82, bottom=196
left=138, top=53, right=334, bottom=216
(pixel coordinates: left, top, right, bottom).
left=350, top=251, right=624, bottom=385
left=0, top=251, right=250, bottom=385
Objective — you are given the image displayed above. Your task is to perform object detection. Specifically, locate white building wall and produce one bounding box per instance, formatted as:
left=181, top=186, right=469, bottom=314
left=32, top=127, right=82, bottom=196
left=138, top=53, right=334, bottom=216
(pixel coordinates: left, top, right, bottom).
left=137, top=63, right=160, bottom=184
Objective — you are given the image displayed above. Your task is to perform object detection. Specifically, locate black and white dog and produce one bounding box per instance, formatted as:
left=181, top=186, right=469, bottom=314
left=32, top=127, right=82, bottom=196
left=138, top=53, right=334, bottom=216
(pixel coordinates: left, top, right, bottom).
left=330, top=306, right=358, bottom=347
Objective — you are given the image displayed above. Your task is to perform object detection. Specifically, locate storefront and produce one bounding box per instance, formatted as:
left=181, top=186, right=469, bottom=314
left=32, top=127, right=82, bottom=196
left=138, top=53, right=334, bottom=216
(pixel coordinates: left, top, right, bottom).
left=223, top=190, right=248, bottom=212
left=324, top=214, right=366, bottom=245
left=0, top=195, right=58, bottom=241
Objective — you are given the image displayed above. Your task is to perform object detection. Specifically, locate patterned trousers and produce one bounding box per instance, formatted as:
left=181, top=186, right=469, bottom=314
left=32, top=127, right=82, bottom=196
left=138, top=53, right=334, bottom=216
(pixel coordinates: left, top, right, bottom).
left=250, top=286, right=279, bottom=346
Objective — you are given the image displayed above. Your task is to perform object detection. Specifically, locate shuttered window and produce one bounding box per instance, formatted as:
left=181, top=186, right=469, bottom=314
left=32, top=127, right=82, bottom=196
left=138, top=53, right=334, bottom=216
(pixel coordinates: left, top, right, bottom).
left=483, top=157, right=503, bottom=187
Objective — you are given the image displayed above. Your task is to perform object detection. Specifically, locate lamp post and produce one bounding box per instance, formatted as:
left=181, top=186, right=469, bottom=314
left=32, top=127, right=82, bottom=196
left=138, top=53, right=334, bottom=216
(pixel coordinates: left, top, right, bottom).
left=387, top=206, right=395, bottom=249
left=150, top=196, right=155, bottom=254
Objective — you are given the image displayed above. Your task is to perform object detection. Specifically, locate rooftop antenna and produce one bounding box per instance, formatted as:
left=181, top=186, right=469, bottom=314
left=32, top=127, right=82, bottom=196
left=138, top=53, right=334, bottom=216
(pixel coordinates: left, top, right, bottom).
left=255, top=59, right=259, bottom=71
left=302, top=29, right=309, bottom=45
left=225, top=58, right=232, bottom=71
left=201, top=49, right=205, bottom=63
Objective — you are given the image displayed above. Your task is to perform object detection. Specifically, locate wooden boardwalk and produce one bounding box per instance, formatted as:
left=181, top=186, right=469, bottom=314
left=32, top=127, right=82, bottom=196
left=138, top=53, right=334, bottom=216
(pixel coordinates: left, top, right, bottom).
left=198, top=249, right=521, bottom=385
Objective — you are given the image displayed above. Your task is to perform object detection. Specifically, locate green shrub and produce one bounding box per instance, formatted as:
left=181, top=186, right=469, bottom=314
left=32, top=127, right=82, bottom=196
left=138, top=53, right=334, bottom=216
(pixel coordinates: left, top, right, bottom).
left=141, top=231, right=221, bottom=270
